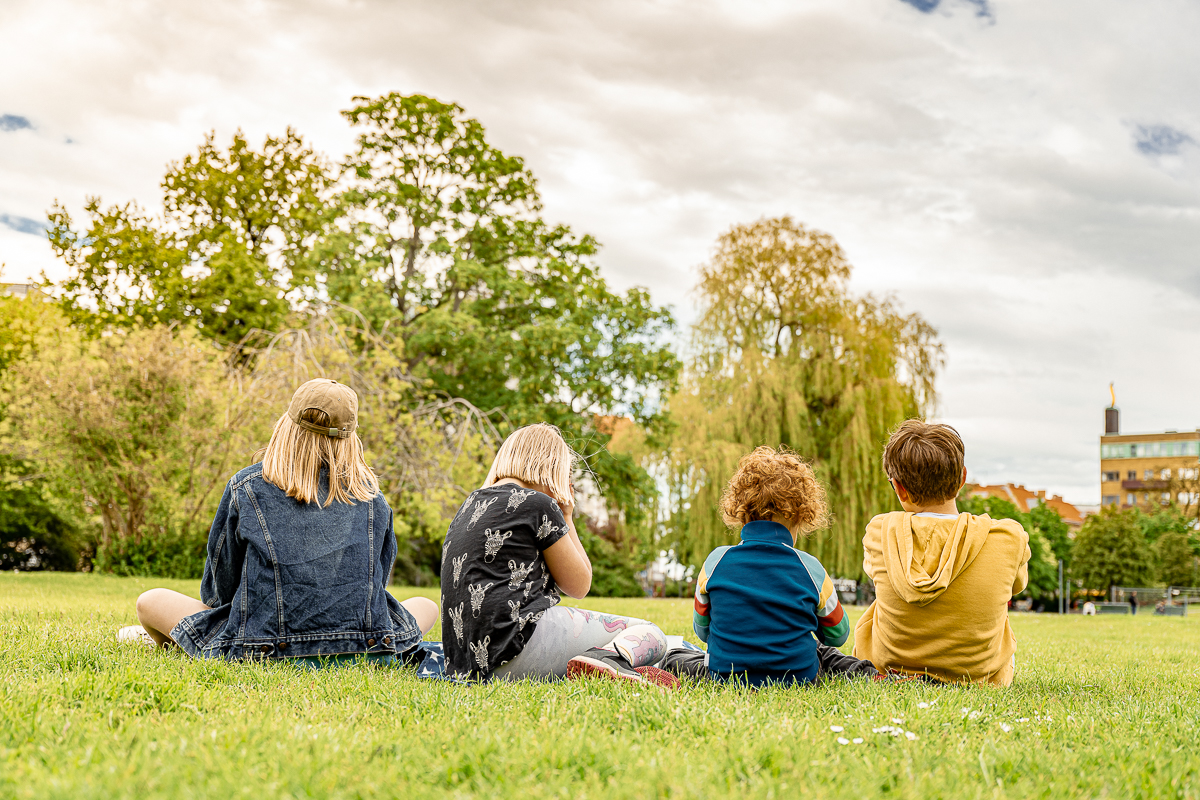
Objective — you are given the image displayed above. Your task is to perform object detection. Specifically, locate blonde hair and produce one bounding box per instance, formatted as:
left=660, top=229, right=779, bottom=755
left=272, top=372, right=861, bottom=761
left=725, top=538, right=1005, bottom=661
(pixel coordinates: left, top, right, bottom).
left=258, top=407, right=378, bottom=507
left=483, top=423, right=575, bottom=504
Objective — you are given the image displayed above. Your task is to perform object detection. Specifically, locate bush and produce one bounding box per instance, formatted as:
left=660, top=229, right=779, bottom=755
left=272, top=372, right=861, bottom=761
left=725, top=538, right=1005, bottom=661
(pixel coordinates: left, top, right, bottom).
left=0, top=457, right=83, bottom=571
left=93, top=529, right=206, bottom=579
left=579, top=525, right=645, bottom=597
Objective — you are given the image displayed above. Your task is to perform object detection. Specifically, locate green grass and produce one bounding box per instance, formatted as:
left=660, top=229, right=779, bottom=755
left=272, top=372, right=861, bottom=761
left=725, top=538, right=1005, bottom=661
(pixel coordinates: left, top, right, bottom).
left=2, top=573, right=1199, bottom=799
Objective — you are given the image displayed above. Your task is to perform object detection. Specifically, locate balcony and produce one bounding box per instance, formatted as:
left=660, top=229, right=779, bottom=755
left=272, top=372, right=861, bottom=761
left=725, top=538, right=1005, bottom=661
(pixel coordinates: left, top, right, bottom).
left=1121, top=479, right=1168, bottom=490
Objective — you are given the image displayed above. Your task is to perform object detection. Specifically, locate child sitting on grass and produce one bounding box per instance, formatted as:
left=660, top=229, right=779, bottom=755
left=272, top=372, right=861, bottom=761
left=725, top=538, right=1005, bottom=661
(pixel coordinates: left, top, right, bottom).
left=662, top=446, right=878, bottom=686
left=118, top=378, right=438, bottom=666
left=853, top=420, right=1031, bottom=686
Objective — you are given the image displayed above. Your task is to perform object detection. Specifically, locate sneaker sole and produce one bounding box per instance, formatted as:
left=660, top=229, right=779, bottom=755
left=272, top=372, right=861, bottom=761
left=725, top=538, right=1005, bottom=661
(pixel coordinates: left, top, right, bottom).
left=567, top=655, right=644, bottom=683
left=634, top=666, right=681, bottom=689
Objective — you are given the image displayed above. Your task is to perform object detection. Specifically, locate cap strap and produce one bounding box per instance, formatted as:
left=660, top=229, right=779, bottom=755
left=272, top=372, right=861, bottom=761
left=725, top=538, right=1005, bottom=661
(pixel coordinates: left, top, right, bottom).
left=295, top=419, right=353, bottom=438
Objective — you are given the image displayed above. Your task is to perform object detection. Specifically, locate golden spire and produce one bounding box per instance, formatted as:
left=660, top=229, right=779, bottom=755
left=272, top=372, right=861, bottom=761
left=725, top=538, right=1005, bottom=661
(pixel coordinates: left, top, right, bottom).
left=1109, top=382, right=1116, bottom=408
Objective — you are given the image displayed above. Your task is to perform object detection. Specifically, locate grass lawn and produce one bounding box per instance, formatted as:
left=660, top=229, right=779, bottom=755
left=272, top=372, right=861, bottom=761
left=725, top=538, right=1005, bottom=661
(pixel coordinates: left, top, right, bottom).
left=2, top=573, right=1199, bottom=799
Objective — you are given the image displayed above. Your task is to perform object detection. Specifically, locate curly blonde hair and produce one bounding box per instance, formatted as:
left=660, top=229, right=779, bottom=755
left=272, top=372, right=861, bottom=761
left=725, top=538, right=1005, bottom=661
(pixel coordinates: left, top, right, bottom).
left=718, top=446, right=829, bottom=533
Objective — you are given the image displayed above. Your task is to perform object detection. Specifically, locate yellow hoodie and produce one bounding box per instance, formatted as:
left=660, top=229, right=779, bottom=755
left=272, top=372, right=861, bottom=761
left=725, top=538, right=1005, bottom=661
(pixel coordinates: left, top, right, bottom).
left=853, top=512, right=1030, bottom=686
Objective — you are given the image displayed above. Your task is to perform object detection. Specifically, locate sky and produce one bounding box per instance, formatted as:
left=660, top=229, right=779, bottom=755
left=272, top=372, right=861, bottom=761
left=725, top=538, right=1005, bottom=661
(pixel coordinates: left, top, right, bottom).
left=2, top=0, right=1199, bottom=505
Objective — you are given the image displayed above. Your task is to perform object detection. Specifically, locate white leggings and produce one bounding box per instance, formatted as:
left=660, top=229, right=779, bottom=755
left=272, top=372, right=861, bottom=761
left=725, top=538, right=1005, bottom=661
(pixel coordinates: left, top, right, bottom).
left=491, top=606, right=667, bottom=681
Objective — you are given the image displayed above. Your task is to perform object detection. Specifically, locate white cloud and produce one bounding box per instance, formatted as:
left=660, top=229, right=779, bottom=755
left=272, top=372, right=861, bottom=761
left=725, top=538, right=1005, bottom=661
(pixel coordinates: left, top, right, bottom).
left=2, top=0, right=1198, bottom=503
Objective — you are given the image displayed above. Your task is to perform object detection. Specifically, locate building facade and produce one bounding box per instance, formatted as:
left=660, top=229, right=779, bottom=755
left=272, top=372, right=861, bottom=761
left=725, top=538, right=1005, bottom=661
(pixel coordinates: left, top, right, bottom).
left=1100, top=405, right=1200, bottom=509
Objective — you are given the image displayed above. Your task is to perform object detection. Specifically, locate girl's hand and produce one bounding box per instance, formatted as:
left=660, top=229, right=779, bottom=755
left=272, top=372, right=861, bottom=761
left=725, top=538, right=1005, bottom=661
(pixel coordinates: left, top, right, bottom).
left=558, top=483, right=575, bottom=519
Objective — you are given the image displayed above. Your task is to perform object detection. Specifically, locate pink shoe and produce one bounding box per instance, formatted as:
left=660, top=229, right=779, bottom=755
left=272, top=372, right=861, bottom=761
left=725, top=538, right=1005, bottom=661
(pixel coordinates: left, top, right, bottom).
left=567, top=648, right=644, bottom=683
left=634, top=665, right=681, bottom=689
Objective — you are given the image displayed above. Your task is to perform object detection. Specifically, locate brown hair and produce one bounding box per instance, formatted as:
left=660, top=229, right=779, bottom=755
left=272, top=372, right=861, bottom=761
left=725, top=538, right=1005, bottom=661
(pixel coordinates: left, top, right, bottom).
left=258, top=407, right=378, bottom=507
left=882, top=420, right=965, bottom=505
left=718, top=446, right=828, bottom=533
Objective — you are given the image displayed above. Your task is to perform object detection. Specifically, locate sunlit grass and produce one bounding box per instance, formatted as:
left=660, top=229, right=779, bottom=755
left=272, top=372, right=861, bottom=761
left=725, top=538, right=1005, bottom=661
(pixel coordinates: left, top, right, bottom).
left=3, top=572, right=1199, bottom=799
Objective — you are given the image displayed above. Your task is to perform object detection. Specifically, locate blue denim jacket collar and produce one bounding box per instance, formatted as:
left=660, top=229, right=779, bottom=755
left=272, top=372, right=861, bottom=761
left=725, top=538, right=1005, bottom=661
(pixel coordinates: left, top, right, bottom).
left=739, top=520, right=794, bottom=545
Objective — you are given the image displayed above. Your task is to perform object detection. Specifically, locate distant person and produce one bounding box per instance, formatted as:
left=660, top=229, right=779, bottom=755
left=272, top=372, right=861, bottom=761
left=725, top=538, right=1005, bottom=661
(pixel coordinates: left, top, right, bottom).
left=1082, top=600, right=1096, bottom=616
left=439, top=423, right=676, bottom=686
left=853, top=421, right=1031, bottom=686
left=118, top=379, right=438, bottom=665
left=660, top=446, right=879, bottom=686
left=1130, top=595, right=1138, bottom=615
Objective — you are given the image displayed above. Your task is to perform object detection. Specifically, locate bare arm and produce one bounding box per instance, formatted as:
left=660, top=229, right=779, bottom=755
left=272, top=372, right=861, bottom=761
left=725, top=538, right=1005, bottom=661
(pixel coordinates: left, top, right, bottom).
left=541, top=492, right=592, bottom=599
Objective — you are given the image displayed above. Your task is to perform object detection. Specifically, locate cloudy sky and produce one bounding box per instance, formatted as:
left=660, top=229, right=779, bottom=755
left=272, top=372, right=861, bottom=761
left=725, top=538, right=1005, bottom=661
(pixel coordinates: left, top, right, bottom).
left=2, top=0, right=1198, bottom=504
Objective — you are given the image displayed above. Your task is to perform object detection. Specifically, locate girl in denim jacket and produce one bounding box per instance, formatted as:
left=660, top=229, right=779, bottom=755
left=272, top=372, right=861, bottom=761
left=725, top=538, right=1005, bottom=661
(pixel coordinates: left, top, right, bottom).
left=120, top=379, right=438, bottom=665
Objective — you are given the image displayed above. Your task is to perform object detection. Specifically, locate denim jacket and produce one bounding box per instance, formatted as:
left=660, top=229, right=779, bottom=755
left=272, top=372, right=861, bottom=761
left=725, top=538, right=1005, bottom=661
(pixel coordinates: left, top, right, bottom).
left=171, top=463, right=420, bottom=661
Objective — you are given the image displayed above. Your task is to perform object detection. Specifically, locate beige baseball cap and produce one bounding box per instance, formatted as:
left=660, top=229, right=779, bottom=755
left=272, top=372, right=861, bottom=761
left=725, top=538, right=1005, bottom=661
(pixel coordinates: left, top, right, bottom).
left=288, top=379, right=358, bottom=438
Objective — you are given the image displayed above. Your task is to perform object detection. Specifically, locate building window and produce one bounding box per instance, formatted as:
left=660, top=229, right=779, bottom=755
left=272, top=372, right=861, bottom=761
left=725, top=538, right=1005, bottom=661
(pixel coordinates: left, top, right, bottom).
left=1127, top=471, right=1137, bottom=481
left=1126, top=493, right=1135, bottom=505
left=1162, top=468, right=1172, bottom=479
left=1099, top=440, right=1200, bottom=459
left=1144, top=469, right=1154, bottom=480
left=1103, top=495, right=1119, bottom=506
left=1102, top=471, right=1119, bottom=482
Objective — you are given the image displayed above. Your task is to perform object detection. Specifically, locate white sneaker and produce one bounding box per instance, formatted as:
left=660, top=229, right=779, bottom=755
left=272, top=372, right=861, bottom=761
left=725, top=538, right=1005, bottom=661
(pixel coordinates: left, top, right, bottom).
left=116, top=625, right=155, bottom=646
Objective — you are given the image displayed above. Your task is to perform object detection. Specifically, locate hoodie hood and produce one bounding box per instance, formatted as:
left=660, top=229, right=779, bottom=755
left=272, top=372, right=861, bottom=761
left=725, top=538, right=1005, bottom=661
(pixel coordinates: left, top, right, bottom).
left=880, top=512, right=994, bottom=607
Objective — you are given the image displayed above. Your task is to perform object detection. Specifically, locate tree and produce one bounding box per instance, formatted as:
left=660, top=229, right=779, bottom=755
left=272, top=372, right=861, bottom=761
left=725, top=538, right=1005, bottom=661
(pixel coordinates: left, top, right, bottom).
left=1030, top=502, right=1074, bottom=565
left=0, top=293, right=84, bottom=570
left=1156, top=533, right=1198, bottom=587
left=331, top=93, right=680, bottom=545
left=1071, top=507, right=1158, bottom=592
left=48, top=129, right=334, bottom=345
left=660, top=216, right=942, bottom=576
left=3, top=324, right=275, bottom=576
left=44, top=96, right=681, bottom=569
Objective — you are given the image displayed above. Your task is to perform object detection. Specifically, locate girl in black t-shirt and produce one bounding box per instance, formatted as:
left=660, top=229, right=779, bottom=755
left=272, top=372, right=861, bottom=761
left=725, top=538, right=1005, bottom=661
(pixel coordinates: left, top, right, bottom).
left=440, top=423, right=675, bottom=686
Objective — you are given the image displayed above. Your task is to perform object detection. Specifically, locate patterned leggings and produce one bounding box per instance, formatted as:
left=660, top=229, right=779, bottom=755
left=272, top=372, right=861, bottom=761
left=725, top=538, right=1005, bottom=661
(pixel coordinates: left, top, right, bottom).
left=491, top=606, right=667, bottom=680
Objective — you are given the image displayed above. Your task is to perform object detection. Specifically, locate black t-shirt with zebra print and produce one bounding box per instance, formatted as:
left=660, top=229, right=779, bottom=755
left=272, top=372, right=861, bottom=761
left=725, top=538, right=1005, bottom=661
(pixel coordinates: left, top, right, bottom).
left=440, top=484, right=569, bottom=679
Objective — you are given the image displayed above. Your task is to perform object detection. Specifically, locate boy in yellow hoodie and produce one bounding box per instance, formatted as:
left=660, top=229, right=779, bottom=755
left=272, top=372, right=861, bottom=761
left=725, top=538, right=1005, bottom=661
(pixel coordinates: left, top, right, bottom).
left=854, top=421, right=1031, bottom=686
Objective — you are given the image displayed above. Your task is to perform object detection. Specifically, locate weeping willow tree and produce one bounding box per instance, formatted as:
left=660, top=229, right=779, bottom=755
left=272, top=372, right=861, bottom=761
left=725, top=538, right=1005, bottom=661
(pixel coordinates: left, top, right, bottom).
left=661, top=216, right=942, bottom=577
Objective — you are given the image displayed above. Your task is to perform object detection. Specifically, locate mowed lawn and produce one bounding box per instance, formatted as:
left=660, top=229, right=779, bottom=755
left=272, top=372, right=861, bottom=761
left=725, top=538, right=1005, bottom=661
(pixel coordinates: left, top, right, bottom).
left=2, top=574, right=1198, bottom=800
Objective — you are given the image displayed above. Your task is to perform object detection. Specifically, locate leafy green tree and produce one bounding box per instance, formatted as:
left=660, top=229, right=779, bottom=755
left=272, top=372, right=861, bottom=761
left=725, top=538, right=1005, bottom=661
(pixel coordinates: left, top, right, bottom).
left=1030, top=502, right=1074, bottom=565
left=1156, top=532, right=1198, bottom=587
left=3, top=324, right=275, bottom=577
left=660, top=216, right=942, bottom=576
left=1072, top=507, right=1158, bottom=592
left=48, top=129, right=333, bottom=344
left=332, top=93, right=679, bottom=544
left=0, top=293, right=84, bottom=570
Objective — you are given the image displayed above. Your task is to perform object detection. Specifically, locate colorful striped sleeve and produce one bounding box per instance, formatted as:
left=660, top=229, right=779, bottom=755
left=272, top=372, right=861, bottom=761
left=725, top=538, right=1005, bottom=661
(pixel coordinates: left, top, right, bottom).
left=692, top=546, right=730, bottom=643
left=795, top=550, right=849, bottom=647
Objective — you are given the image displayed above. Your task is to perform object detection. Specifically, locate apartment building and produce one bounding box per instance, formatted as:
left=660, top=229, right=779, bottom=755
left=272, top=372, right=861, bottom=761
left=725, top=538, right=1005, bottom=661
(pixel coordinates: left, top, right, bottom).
left=1100, top=404, right=1200, bottom=508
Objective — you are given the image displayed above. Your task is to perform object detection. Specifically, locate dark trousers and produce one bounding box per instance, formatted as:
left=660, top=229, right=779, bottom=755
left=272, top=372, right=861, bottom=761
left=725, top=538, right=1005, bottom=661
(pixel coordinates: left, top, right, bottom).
left=660, top=644, right=879, bottom=682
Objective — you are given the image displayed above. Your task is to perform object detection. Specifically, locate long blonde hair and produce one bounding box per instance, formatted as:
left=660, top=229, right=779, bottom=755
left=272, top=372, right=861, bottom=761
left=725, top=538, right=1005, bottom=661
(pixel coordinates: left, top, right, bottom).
left=483, top=423, right=575, bottom=504
left=259, top=407, right=378, bottom=506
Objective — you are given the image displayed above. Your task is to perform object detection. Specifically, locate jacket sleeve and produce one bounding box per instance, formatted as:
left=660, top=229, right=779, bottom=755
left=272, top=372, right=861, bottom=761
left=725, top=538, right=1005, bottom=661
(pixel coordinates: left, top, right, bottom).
left=692, top=547, right=729, bottom=643
left=1009, top=522, right=1032, bottom=597
left=199, top=480, right=244, bottom=608
left=798, top=550, right=849, bottom=647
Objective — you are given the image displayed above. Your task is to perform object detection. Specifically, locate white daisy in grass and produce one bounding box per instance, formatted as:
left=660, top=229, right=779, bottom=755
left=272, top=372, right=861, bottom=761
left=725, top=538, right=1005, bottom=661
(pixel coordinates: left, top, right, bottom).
left=905, top=731, right=919, bottom=741
left=830, top=725, right=844, bottom=733
left=999, top=723, right=1013, bottom=733
left=852, top=738, right=864, bottom=744
left=837, top=737, right=850, bottom=745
